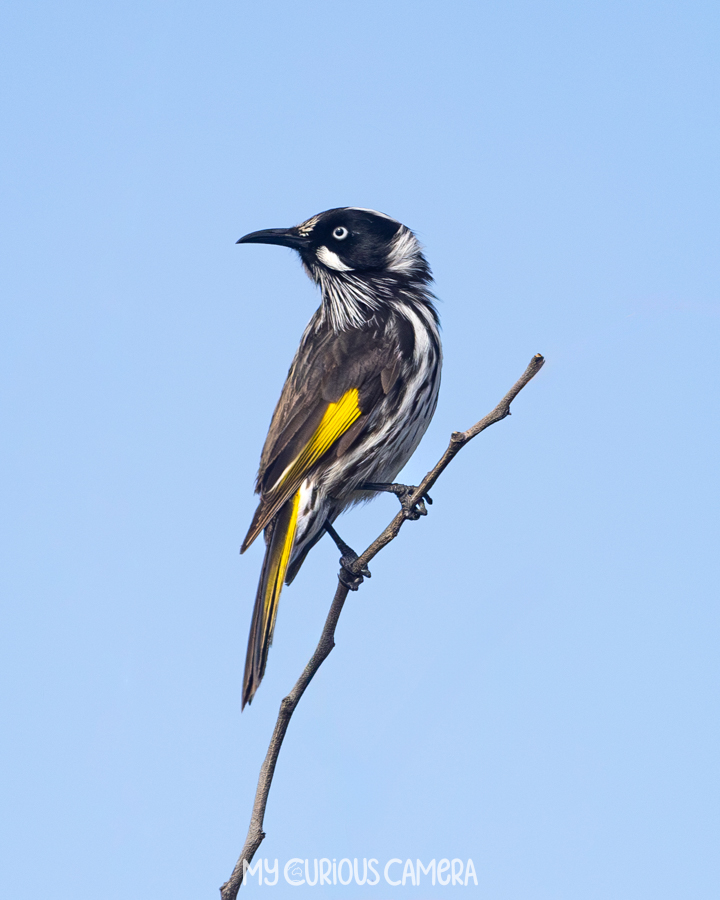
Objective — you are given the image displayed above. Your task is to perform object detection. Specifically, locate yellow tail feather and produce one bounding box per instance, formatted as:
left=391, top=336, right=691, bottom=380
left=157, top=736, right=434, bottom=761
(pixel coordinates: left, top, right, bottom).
left=242, top=490, right=301, bottom=708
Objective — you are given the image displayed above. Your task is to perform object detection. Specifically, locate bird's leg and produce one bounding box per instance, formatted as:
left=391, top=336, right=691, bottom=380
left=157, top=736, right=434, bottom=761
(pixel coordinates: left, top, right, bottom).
left=324, top=521, right=371, bottom=592
left=361, top=482, right=433, bottom=521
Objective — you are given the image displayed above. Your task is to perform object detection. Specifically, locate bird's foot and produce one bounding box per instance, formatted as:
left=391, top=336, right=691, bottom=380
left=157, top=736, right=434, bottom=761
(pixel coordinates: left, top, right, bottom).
left=338, top=552, right=371, bottom=592
left=361, top=482, right=433, bottom=521
left=325, top=522, right=371, bottom=591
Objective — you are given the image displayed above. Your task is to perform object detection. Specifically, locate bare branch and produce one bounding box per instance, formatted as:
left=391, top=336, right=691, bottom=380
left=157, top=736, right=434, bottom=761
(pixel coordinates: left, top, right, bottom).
left=220, top=580, right=349, bottom=900
left=354, top=353, right=545, bottom=569
left=220, top=353, right=544, bottom=900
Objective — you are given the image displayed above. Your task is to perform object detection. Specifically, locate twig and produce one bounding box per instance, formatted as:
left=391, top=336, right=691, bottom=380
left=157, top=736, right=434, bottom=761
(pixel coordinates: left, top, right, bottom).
left=220, top=353, right=545, bottom=900
left=353, top=353, right=545, bottom=570
left=220, top=580, right=350, bottom=899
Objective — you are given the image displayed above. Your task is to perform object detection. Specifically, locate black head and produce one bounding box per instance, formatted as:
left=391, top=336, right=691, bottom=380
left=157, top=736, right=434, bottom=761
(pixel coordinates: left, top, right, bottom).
left=237, top=207, right=423, bottom=276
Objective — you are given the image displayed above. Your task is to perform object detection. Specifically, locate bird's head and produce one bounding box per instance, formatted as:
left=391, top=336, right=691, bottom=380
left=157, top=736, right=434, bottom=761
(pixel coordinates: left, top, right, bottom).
left=237, top=207, right=427, bottom=279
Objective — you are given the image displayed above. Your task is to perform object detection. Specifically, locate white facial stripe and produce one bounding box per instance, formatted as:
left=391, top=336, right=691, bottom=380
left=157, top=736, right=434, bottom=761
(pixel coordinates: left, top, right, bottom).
left=316, top=245, right=353, bottom=271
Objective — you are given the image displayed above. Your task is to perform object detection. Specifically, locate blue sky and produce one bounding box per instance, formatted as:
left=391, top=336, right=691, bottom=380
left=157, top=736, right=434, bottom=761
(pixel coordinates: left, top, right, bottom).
left=1, top=2, right=719, bottom=898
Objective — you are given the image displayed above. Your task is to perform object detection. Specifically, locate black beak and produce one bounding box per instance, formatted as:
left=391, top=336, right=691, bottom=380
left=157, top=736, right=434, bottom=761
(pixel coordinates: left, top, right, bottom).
left=236, top=227, right=310, bottom=250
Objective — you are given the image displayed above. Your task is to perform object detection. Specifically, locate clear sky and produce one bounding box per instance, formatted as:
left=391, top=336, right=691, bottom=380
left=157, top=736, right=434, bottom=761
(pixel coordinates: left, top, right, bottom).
left=1, top=2, right=719, bottom=898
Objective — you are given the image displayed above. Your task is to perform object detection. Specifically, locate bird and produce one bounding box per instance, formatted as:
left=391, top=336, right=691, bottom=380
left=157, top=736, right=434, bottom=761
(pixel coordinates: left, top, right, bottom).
left=236, top=207, right=442, bottom=708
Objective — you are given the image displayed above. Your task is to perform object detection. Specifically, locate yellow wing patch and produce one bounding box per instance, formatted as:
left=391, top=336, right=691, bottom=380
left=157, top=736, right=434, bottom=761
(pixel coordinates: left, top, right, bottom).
left=242, top=388, right=363, bottom=554
left=271, top=388, right=362, bottom=492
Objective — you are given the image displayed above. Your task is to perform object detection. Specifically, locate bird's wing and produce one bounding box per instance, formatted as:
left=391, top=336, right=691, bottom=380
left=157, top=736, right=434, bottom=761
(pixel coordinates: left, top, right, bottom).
left=241, top=317, right=414, bottom=553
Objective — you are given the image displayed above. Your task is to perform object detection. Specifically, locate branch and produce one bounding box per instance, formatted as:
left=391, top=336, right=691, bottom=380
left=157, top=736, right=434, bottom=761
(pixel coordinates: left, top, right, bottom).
left=219, top=580, right=350, bottom=900
left=220, top=353, right=545, bottom=900
left=353, top=352, right=545, bottom=570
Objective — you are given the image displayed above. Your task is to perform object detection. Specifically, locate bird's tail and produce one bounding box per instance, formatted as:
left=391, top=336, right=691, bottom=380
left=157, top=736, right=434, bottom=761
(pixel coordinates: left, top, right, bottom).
left=242, top=490, right=301, bottom=709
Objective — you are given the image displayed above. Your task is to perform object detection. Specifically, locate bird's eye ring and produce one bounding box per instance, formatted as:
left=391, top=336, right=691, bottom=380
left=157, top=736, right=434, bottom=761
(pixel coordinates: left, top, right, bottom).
left=332, top=226, right=349, bottom=240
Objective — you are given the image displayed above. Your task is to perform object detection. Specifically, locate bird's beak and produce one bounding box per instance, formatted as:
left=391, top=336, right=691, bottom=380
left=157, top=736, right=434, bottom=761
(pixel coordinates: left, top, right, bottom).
left=236, top=227, right=310, bottom=250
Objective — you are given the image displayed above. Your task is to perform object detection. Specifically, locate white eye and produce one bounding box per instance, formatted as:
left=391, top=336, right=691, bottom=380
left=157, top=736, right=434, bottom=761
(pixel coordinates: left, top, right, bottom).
left=332, top=226, right=349, bottom=240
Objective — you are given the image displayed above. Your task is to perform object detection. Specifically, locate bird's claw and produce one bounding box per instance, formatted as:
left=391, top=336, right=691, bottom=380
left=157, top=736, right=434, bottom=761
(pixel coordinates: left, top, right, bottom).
left=361, top=482, right=433, bottom=520
left=394, top=485, right=432, bottom=521
left=338, top=554, right=371, bottom=591
left=324, top=521, right=370, bottom=591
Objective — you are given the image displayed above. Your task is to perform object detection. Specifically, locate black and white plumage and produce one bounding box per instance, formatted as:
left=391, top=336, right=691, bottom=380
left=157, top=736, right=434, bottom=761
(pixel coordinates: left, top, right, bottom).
left=237, top=207, right=442, bottom=708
